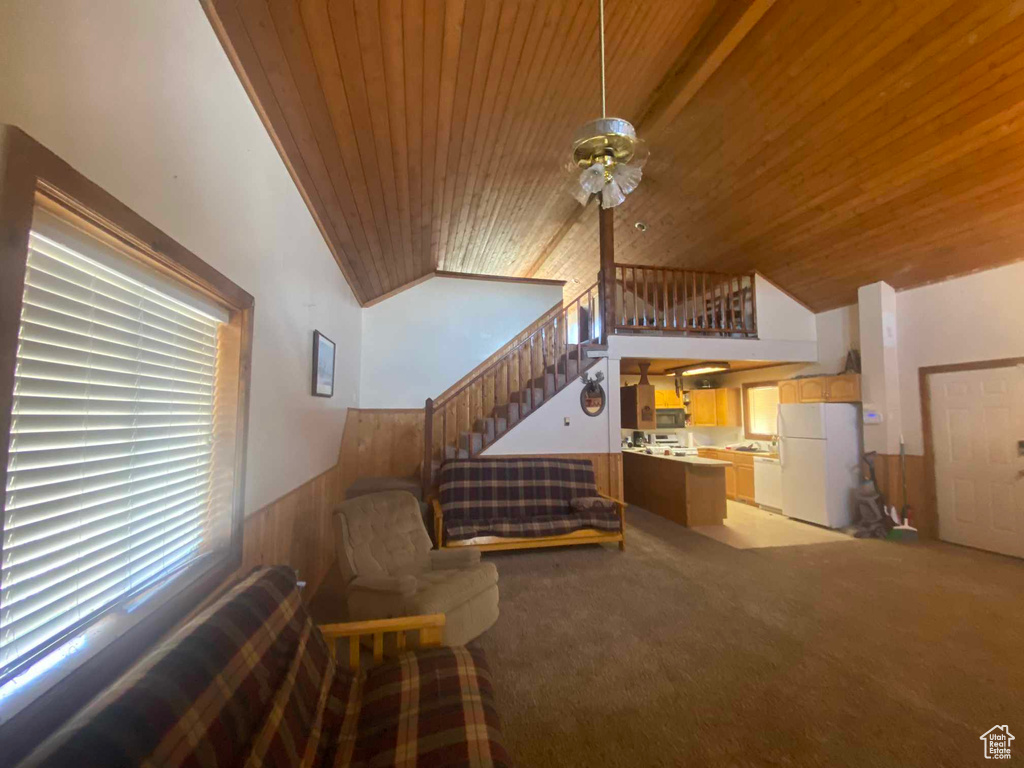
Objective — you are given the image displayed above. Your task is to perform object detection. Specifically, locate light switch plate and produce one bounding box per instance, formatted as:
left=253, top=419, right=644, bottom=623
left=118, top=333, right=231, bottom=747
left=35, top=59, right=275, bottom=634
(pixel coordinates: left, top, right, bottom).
left=564, top=417, right=570, bottom=426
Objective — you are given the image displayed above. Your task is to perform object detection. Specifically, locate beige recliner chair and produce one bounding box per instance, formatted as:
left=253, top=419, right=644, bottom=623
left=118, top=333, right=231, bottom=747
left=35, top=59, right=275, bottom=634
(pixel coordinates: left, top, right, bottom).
left=332, top=490, right=499, bottom=646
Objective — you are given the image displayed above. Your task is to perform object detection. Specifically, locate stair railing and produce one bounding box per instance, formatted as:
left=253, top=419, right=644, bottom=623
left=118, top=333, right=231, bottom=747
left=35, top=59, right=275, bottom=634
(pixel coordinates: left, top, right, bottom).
left=610, top=264, right=757, bottom=337
left=422, top=282, right=600, bottom=493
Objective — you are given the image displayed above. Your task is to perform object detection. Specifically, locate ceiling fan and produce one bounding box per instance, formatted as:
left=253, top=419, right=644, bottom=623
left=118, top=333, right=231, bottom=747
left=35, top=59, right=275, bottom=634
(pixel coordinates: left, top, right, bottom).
left=567, top=0, right=648, bottom=209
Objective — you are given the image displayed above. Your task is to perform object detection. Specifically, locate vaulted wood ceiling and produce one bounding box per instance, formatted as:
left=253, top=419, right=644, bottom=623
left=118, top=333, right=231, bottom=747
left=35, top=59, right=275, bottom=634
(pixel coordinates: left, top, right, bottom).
left=205, top=0, right=1024, bottom=311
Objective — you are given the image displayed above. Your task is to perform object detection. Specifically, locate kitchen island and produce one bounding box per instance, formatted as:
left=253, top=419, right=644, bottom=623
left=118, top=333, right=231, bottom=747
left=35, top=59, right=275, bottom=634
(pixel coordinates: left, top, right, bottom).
left=622, top=449, right=730, bottom=527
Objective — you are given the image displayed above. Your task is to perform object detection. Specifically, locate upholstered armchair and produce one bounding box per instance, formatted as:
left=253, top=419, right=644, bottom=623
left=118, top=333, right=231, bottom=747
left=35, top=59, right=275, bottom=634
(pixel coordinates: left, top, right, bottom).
left=332, top=490, right=499, bottom=646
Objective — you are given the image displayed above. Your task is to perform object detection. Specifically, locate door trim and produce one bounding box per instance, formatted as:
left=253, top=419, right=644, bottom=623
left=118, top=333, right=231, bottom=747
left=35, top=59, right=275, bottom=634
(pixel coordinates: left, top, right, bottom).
left=919, top=356, right=1024, bottom=543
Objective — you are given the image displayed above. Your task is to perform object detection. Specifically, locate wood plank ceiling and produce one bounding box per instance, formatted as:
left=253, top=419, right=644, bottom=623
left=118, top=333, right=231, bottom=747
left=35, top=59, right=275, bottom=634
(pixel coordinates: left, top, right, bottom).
left=205, top=0, right=1024, bottom=311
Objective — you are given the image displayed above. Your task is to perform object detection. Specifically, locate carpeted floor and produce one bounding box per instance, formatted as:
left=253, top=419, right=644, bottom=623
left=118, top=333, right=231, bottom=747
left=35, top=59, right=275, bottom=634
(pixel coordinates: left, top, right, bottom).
left=469, top=507, right=1024, bottom=767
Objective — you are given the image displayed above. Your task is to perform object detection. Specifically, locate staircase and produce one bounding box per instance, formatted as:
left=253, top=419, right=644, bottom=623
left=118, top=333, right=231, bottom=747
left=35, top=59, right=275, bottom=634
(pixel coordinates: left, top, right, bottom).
left=423, top=283, right=602, bottom=482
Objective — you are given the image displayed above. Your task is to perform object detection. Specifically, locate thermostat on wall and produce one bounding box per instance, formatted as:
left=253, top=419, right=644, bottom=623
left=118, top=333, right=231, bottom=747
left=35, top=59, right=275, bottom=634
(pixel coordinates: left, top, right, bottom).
left=862, top=407, right=884, bottom=425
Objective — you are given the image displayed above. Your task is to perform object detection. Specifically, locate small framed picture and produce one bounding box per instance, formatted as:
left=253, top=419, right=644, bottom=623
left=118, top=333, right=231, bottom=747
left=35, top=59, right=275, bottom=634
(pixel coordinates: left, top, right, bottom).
left=311, top=330, right=336, bottom=397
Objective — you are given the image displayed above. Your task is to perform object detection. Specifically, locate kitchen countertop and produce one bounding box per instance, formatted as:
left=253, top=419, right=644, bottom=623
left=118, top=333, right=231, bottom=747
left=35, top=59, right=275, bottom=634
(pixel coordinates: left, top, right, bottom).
left=622, top=448, right=731, bottom=467
left=698, top=446, right=779, bottom=459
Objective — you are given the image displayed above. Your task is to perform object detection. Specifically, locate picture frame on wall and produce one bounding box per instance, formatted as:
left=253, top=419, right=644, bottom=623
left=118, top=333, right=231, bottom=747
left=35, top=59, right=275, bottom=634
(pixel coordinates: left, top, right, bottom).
left=312, top=330, right=336, bottom=397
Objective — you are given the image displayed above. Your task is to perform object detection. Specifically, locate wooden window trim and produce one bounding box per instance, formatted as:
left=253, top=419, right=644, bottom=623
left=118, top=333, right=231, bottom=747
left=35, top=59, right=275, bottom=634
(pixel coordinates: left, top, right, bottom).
left=741, top=380, right=779, bottom=441
left=0, top=125, right=254, bottom=764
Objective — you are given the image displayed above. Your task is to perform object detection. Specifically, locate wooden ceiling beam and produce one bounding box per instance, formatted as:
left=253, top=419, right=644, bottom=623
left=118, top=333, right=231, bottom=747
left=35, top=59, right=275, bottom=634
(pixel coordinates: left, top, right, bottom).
left=639, top=0, right=777, bottom=137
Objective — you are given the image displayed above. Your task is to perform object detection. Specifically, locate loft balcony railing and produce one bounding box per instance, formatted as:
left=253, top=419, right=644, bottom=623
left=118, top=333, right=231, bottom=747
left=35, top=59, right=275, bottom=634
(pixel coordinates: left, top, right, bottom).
left=604, top=264, right=757, bottom=338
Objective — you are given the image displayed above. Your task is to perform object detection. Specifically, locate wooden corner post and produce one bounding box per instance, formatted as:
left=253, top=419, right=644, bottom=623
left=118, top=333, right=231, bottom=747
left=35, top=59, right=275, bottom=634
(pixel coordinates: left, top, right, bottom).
left=422, top=397, right=434, bottom=498
left=598, top=199, right=615, bottom=344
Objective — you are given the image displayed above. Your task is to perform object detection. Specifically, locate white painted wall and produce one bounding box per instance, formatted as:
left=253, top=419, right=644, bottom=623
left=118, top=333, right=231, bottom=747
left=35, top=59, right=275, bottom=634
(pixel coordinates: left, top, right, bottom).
left=483, top=359, right=616, bottom=456
left=359, top=276, right=563, bottom=408
left=0, top=0, right=362, bottom=514
left=896, top=261, right=1024, bottom=455
left=754, top=274, right=817, bottom=342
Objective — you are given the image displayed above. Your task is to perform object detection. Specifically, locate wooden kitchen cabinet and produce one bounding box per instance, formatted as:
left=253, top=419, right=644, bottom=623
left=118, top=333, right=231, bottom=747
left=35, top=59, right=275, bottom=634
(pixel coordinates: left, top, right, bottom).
left=736, top=464, right=755, bottom=503
left=797, top=377, right=827, bottom=402
left=621, top=384, right=656, bottom=430
left=654, top=389, right=684, bottom=408
left=779, top=374, right=861, bottom=404
left=715, top=388, right=742, bottom=427
left=826, top=373, right=861, bottom=402
left=723, top=463, right=736, bottom=499
left=690, top=389, right=718, bottom=426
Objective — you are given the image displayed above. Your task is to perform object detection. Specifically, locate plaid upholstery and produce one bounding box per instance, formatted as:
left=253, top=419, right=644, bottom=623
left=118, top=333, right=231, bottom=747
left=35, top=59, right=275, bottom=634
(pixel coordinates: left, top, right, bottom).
left=354, top=646, right=511, bottom=768
left=22, top=567, right=510, bottom=768
left=439, top=458, right=619, bottom=542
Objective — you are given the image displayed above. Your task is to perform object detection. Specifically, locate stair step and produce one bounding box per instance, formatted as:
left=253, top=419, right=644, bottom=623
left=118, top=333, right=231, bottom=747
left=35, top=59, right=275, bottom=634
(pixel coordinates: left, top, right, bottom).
left=443, top=445, right=470, bottom=460
left=458, top=432, right=484, bottom=455
left=494, top=401, right=520, bottom=425
left=534, top=372, right=567, bottom=393
left=551, top=358, right=580, bottom=378
left=473, top=416, right=507, bottom=443
left=510, top=387, right=544, bottom=410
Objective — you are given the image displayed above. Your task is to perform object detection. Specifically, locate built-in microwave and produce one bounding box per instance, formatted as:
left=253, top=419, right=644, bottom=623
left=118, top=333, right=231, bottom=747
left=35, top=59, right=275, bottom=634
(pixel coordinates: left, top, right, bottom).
left=656, top=409, right=687, bottom=428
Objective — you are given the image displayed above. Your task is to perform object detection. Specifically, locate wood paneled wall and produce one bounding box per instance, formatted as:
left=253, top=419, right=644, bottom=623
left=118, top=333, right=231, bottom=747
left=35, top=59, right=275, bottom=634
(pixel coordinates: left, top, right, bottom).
left=872, top=453, right=931, bottom=538
left=337, top=408, right=426, bottom=489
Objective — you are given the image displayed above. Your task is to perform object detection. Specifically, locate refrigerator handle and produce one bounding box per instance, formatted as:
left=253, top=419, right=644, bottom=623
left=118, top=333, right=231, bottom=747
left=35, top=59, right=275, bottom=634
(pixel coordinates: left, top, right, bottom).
left=776, top=409, right=783, bottom=467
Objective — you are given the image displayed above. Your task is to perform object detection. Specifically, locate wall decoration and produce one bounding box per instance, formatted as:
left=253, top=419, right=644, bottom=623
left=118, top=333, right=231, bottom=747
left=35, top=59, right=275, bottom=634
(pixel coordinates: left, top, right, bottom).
left=312, top=330, right=336, bottom=397
left=579, top=371, right=606, bottom=417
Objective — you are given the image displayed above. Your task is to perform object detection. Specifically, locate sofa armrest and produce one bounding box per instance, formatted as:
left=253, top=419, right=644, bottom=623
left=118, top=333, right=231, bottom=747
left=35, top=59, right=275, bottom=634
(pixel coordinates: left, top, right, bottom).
left=431, top=497, right=444, bottom=548
left=599, top=492, right=627, bottom=537
left=348, top=575, right=418, bottom=597
left=318, top=613, right=446, bottom=670
left=429, top=548, right=481, bottom=570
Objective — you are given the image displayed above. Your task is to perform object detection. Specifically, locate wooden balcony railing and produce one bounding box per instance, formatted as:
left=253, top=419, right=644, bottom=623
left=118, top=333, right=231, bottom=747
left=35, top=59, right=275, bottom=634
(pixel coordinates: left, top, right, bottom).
left=422, top=283, right=600, bottom=492
left=609, top=264, right=757, bottom=337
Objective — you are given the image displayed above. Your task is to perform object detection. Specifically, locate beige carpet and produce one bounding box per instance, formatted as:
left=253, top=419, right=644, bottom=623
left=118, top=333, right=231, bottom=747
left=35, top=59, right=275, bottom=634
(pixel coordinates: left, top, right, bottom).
left=691, top=500, right=854, bottom=549
left=468, top=506, right=1024, bottom=767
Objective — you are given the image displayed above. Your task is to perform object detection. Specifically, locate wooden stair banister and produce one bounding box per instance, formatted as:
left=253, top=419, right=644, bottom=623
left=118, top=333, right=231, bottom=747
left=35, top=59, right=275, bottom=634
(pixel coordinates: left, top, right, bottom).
left=423, top=282, right=601, bottom=491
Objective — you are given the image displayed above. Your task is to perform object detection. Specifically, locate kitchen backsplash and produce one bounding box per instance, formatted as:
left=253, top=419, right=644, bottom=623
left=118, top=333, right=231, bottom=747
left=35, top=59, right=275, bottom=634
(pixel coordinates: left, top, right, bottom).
left=621, top=425, right=774, bottom=449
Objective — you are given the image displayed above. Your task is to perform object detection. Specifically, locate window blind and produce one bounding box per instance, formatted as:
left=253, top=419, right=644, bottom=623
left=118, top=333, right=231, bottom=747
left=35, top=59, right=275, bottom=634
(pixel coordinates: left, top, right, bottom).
left=747, top=385, right=780, bottom=437
left=1, top=228, right=226, bottom=674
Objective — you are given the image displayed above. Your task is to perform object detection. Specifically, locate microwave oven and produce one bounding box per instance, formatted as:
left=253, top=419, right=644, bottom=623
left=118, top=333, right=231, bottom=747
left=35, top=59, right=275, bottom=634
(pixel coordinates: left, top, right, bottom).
left=656, top=409, right=687, bottom=428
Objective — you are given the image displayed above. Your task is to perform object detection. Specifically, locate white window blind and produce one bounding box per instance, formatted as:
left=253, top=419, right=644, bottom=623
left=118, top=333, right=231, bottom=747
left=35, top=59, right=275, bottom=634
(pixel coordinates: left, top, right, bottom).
left=747, top=385, right=780, bottom=437
left=1, top=226, right=228, bottom=674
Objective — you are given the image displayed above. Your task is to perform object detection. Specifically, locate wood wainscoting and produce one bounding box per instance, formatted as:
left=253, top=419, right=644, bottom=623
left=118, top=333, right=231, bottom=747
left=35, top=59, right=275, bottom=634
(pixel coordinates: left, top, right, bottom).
left=338, top=408, right=425, bottom=489
left=240, top=464, right=343, bottom=598
left=872, top=453, right=930, bottom=538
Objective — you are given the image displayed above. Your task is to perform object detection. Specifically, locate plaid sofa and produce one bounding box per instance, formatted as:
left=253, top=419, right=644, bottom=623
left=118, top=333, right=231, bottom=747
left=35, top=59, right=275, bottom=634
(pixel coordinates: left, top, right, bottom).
left=438, top=458, right=621, bottom=542
left=22, top=566, right=510, bottom=768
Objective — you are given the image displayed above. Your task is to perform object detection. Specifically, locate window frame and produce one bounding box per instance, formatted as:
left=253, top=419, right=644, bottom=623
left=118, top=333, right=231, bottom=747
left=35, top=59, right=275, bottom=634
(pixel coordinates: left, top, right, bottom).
left=741, top=380, right=780, bottom=441
left=0, top=125, right=253, bottom=763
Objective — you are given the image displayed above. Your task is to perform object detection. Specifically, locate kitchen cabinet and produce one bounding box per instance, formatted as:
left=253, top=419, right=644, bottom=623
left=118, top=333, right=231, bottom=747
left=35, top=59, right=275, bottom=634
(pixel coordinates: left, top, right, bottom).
left=778, top=374, right=861, bottom=404
left=690, top=387, right=741, bottom=427
left=621, top=384, right=656, bottom=430
left=826, top=373, right=861, bottom=402
left=654, top=389, right=685, bottom=409
left=691, top=389, right=718, bottom=426
left=715, top=388, right=742, bottom=427
left=797, top=377, right=827, bottom=403
left=736, top=464, right=755, bottom=503
left=695, top=449, right=761, bottom=502
left=778, top=379, right=799, bottom=404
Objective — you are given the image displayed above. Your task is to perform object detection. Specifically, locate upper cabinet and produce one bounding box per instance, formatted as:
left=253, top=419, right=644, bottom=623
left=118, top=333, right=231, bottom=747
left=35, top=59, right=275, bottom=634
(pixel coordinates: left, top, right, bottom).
left=691, top=387, right=741, bottom=427
left=622, top=384, right=657, bottom=430
left=654, top=389, right=685, bottom=409
left=778, top=374, right=861, bottom=404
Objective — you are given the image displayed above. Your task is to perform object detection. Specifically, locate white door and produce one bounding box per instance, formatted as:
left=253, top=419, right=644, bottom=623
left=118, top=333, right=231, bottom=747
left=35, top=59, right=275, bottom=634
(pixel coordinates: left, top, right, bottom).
left=929, top=364, right=1024, bottom=558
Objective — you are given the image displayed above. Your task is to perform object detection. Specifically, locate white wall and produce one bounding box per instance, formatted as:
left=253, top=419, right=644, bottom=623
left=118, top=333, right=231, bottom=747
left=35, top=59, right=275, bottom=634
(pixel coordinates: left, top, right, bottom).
left=483, top=359, right=616, bottom=455
left=896, top=261, right=1024, bottom=455
left=754, top=274, right=817, bottom=342
left=360, top=276, right=563, bottom=408
left=0, top=0, right=362, bottom=514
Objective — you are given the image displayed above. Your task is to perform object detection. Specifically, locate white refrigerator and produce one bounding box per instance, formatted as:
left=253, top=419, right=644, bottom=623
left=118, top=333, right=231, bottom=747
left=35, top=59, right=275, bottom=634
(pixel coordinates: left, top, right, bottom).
left=777, top=403, right=861, bottom=528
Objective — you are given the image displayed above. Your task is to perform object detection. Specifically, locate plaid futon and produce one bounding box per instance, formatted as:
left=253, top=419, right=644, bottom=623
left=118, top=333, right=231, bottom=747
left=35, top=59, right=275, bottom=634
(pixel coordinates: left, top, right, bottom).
left=439, top=458, right=621, bottom=542
left=23, top=567, right=510, bottom=768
